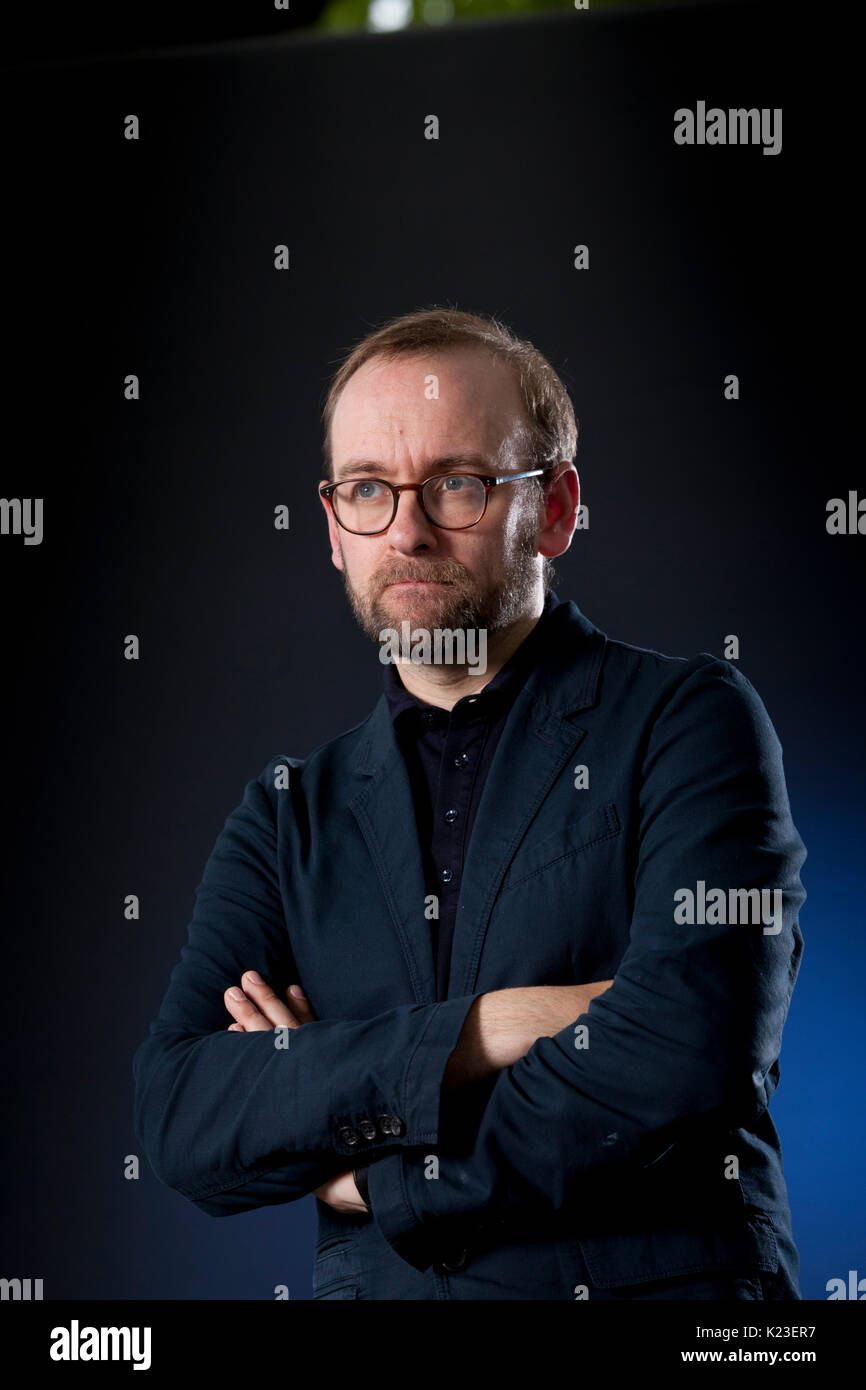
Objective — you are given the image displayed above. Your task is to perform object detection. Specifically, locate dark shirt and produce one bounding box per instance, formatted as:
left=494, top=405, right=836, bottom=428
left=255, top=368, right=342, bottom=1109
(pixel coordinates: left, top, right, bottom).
left=383, top=588, right=563, bottom=1001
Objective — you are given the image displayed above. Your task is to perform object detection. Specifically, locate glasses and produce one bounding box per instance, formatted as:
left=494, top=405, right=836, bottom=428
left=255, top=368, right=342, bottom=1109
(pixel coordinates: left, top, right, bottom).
left=319, top=468, right=550, bottom=536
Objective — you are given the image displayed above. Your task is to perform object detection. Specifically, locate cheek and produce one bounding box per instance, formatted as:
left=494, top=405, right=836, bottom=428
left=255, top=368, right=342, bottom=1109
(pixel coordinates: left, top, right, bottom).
left=491, top=503, right=528, bottom=556
left=449, top=536, right=501, bottom=581
left=342, top=543, right=378, bottom=586
left=506, top=497, right=541, bottom=549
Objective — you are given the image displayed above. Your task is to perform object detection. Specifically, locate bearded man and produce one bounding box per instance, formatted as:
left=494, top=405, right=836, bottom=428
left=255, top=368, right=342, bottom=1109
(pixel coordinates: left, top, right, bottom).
left=133, top=307, right=806, bottom=1301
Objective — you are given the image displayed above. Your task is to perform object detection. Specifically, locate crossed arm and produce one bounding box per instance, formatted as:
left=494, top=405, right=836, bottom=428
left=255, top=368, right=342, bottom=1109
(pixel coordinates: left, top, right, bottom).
left=134, top=658, right=804, bottom=1267
left=222, top=971, right=613, bottom=1213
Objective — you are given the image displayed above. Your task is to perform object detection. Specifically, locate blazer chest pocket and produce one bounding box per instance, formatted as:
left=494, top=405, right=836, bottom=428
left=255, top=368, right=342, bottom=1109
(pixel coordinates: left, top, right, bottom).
left=501, top=801, right=621, bottom=895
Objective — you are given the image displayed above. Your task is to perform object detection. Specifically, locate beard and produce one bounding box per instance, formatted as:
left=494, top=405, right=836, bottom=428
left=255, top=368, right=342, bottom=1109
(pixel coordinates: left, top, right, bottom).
left=340, top=509, right=542, bottom=648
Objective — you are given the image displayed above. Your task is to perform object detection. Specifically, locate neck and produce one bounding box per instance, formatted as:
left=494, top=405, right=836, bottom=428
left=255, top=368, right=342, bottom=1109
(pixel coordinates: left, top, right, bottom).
left=391, top=601, right=545, bottom=711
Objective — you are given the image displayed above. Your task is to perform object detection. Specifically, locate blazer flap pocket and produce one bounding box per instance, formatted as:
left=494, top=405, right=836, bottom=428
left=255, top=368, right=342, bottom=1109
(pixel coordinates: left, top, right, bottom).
left=312, top=1237, right=360, bottom=1295
left=503, top=802, right=621, bottom=893
left=578, top=1208, right=779, bottom=1289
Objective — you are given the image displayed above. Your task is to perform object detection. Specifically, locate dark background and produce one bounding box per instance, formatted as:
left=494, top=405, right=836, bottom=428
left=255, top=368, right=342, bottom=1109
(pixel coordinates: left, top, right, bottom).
left=1, top=1, right=860, bottom=1300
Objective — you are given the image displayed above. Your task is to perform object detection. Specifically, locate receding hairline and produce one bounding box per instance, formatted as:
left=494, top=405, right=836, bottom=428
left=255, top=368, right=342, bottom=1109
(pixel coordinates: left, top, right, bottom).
left=324, top=341, right=531, bottom=479
left=320, top=306, right=579, bottom=491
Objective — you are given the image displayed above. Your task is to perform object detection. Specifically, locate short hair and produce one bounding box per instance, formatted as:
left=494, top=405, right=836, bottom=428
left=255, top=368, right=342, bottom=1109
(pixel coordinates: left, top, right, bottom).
left=321, top=305, right=578, bottom=484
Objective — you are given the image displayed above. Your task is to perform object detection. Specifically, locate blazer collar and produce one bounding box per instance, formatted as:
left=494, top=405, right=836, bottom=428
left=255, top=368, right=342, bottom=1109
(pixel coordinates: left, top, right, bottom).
left=355, top=596, right=605, bottom=774
left=380, top=587, right=564, bottom=727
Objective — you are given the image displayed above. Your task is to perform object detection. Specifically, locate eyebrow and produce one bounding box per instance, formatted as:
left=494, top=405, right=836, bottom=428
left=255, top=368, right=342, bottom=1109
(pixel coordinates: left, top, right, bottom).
left=332, top=453, right=492, bottom=482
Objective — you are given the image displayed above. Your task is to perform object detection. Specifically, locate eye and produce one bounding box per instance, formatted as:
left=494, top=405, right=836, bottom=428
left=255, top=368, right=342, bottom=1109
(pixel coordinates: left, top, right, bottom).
left=350, top=480, right=386, bottom=501
left=439, top=474, right=470, bottom=492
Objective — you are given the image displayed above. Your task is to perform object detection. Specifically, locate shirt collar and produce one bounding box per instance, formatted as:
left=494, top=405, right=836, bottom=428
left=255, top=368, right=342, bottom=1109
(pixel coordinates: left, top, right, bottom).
left=382, top=589, right=563, bottom=726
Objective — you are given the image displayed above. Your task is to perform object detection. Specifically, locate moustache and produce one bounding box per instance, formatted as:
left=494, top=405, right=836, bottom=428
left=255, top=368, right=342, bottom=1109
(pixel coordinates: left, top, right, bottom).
left=374, top=562, right=468, bottom=591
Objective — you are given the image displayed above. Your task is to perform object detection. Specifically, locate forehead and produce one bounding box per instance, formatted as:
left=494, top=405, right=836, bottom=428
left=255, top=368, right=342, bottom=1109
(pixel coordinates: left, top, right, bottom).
left=330, top=346, right=528, bottom=465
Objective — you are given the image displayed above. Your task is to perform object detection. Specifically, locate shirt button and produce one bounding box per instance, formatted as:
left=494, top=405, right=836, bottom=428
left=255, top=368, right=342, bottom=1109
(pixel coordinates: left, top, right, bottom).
left=440, top=867, right=453, bottom=884
left=453, top=753, right=469, bottom=768
left=435, top=1249, right=470, bottom=1273
left=444, top=808, right=459, bottom=824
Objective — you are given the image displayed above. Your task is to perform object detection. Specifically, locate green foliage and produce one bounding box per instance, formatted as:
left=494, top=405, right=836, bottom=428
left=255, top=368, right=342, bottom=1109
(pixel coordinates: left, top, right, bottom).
left=315, top=0, right=676, bottom=35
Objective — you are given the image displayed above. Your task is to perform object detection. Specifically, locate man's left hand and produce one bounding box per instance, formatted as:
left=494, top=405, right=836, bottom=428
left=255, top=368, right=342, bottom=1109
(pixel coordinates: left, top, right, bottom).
left=222, top=972, right=368, bottom=1214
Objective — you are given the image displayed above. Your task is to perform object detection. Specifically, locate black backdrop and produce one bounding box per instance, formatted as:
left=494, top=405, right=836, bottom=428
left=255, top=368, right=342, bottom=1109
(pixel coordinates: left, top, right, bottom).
left=1, top=1, right=861, bottom=1300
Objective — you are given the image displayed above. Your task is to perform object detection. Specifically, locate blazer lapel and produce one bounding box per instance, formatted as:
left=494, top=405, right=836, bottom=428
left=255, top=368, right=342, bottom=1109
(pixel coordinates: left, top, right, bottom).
left=348, top=697, right=438, bottom=1005
left=447, top=601, right=607, bottom=998
left=346, top=600, right=607, bottom=1007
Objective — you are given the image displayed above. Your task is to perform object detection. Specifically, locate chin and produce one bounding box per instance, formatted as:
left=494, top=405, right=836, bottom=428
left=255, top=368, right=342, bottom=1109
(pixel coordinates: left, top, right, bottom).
left=376, top=587, right=460, bottom=631
left=378, top=589, right=438, bottom=622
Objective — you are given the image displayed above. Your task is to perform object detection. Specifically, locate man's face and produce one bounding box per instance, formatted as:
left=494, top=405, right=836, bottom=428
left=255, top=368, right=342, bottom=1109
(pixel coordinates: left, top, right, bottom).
left=322, top=346, right=548, bottom=644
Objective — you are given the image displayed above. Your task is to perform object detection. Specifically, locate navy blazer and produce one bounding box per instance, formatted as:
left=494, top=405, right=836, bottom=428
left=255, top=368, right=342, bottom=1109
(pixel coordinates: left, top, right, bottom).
left=132, top=599, right=806, bottom=1300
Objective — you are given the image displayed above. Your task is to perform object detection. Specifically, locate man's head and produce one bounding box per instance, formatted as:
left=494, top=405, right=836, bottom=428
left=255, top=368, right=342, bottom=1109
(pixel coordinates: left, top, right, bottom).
left=319, top=307, right=580, bottom=649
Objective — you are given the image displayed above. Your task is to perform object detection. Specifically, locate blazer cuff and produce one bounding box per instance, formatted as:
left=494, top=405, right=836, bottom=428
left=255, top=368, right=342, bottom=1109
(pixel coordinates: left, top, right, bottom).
left=353, top=1163, right=372, bottom=1212
left=313, top=991, right=481, bottom=1165
left=366, top=1140, right=494, bottom=1273
left=367, top=1151, right=424, bottom=1266
left=398, top=992, right=481, bottom=1144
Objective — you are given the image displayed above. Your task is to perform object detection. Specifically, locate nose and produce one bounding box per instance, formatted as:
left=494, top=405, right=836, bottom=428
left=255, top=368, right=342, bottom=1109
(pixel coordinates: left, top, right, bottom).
left=385, top=485, right=439, bottom=553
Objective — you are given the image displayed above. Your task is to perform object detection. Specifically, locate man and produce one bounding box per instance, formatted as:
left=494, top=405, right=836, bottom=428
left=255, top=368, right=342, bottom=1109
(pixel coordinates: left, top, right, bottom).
left=133, top=307, right=806, bottom=1301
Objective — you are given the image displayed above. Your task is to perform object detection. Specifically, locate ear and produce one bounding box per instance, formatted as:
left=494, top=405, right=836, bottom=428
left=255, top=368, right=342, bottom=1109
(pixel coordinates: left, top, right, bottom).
left=319, top=487, right=344, bottom=572
left=537, top=464, right=580, bottom=559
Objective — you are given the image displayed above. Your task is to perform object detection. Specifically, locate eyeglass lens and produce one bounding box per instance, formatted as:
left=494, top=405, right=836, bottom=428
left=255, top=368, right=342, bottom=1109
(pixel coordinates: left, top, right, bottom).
left=331, top=475, right=487, bottom=532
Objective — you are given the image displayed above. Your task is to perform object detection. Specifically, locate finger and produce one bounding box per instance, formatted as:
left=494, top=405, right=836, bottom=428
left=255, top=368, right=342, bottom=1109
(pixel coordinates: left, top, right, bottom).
left=224, top=985, right=294, bottom=1032
left=286, top=984, right=317, bottom=1023
left=240, top=971, right=302, bottom=1029
left=227, top=1023, right=244, bottom=1032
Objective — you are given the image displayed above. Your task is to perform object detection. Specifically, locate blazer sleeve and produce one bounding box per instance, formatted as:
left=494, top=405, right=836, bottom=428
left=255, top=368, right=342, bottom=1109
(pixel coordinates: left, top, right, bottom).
left=365, top=658, right=807, bottom=1270
left=132, top=767, right=480, bottom=1217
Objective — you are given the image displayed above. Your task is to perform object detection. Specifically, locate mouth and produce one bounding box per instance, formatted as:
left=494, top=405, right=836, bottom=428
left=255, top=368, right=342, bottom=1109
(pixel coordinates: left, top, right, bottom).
left=386, top=579, right=450, bottom=588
